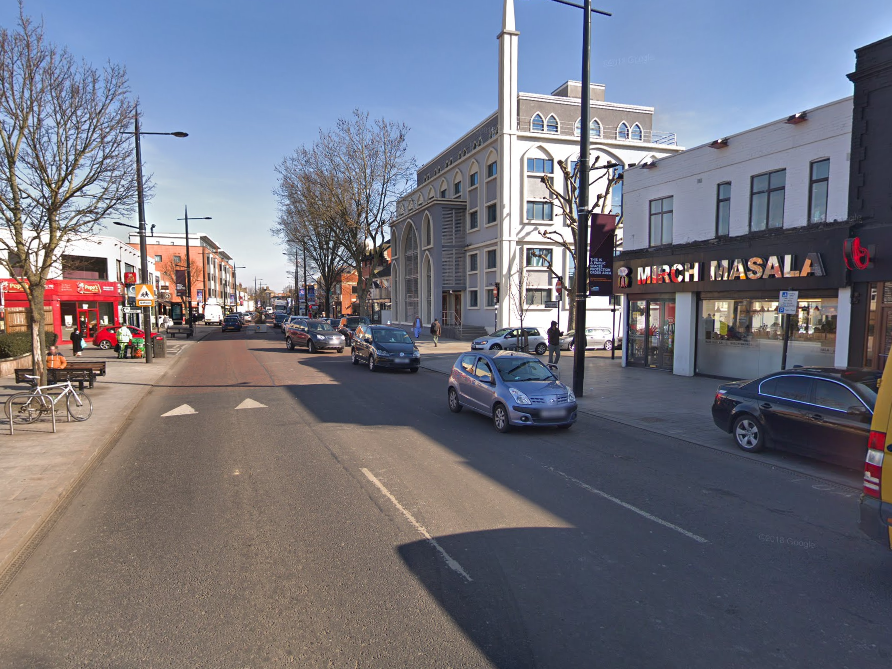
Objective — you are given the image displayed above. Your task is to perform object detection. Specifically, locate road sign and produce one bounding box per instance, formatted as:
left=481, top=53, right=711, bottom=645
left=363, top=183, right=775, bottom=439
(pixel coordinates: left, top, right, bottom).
left=135, top=283, right=156, bottom=307
left=555, top=279, right=562, bottom=295
left=544, top=300, right=560, bottom=308
left=778, top=290, right=798, bottom=314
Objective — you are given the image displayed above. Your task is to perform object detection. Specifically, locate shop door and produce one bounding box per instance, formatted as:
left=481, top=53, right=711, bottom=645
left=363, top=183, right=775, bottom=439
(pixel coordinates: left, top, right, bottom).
left=629, top=299, right=674, bottom=370
left=77, top=308, right=100, bottom=339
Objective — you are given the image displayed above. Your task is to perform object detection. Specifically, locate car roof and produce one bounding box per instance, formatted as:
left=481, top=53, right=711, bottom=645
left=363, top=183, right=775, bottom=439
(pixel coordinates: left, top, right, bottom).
left=762, top=367, right=881, bottom=382
left=473, top=350, right=539, bottom=361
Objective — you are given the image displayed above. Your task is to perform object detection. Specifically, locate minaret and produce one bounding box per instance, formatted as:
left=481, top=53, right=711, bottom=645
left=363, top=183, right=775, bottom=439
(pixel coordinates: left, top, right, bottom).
left=497, top=0, right=519, bottom=330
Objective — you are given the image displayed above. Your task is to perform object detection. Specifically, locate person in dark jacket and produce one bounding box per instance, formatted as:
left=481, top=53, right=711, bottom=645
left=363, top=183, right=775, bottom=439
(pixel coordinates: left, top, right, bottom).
left=431, top=318, right=442, bottom=347
left=547, top=321, right=562, bottom=364
left=70, top=328, right=85, bottom=357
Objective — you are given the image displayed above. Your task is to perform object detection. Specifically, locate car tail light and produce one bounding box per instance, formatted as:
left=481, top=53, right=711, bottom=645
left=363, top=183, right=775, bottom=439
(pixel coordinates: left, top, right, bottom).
left=864, top=430, right=886, bottom=499
left=714, top=389, right=727, bottom=404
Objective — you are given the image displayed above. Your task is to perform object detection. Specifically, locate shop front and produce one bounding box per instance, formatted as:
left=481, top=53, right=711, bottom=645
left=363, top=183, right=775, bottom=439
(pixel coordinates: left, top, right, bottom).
left=0, top=278, right=123, bottom=344
left=615, top=225, right=850, bottom=377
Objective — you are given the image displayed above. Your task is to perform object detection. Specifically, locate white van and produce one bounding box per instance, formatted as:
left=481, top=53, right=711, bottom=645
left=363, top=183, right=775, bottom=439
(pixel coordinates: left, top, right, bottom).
left=204, top=300, right=224, bottom=326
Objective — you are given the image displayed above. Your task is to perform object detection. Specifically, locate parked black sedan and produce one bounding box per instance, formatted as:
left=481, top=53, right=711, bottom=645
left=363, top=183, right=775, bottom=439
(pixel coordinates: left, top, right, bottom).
left=351, top=323, right=420, bottom=372
left=712, top=367, right=881, bottom=469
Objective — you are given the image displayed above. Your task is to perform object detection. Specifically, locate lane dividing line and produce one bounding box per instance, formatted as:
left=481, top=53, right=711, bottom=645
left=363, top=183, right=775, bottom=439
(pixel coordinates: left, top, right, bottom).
left=361, top=468, right=472, bottom=582
left=543, top=465, right=709, bottom=544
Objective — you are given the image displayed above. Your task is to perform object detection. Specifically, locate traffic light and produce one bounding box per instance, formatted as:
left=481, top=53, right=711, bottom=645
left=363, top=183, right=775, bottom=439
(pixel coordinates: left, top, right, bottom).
left=493, top=282, right=500, bottom=301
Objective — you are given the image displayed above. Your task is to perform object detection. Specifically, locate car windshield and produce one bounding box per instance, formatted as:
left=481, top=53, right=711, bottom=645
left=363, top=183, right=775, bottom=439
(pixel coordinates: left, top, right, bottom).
left=346, top=317, right=369, bottom=328
left=373, top=329, right=412, bottom=344
left=493, top=357, right=556, bottom=382
left=308, top=322, right=334, bottom=332
left=490, top=328, right=512, bottom=338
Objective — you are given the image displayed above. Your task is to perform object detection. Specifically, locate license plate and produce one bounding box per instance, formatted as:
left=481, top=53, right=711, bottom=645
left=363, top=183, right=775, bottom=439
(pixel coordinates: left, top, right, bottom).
left=395, top=358, right=408, bottom=363
left=540, top=409, right=565, bottom=419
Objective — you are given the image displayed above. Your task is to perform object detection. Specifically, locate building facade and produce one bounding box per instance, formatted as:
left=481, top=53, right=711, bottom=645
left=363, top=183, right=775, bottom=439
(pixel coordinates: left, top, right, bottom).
left=615, top=97, right=854, bottom=377
left=389, top=0, right=682, bottom=337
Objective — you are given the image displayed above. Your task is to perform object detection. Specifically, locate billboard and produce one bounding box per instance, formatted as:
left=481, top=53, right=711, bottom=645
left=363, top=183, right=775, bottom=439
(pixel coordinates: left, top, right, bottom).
left=588, top=213, right=616, bottom=297
left=175, top=270, right=187, bottom=297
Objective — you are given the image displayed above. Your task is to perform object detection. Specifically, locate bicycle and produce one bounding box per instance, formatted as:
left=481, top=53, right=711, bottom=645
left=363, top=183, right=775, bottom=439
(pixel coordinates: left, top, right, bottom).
left=5, top=375, right=93, bottom=424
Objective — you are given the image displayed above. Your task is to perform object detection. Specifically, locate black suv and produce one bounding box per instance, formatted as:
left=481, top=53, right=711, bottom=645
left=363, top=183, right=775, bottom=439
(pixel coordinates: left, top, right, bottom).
left=351, top=324, right=420, bottom=372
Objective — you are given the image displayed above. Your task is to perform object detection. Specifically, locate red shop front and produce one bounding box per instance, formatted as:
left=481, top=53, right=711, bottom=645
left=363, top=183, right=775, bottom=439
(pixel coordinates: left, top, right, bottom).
left=0, top=278, right=123, bottom=344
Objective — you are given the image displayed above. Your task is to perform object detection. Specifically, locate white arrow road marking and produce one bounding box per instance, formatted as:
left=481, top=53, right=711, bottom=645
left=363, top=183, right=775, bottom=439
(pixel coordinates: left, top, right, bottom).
left=161, top=404, right=197, bottom=417
left=361, top=468, right=472, bottom=582
left=235, top=398, right=268, bottom=410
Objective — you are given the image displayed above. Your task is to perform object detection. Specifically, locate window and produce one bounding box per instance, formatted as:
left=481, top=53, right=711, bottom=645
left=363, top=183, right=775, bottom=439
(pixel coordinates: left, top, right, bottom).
left=610, top=165, right=623, bottom=217
left=618, top=122, right=630, bottom=140
left=591, top=119, right=602, bottom=137
left=486, top=203, right=497, bottom=225
left=154, top=255, right=162, bottom=262
left=526, top=201, right=554, bottom=221
left=574, top=119, right=581, bottom=136
left=809, top=159, right=830, bottom=224
left=461, top=354, right=476, bottom=373
left=716, top=182, right=731, bottom=237
left=649, top=196, right=673, bottom=246
left=770, top=376, right=813, bottom=403
left=454, top=180, right=462, bottom=196
left=750, top=169, right=786, bottom=231
left=485, top=249, right=497, bottom=269
left=531, top=113, right=545, bottom=132
left=475, top=359, right=494, bottom=382
left=440, top=188, right=447, bottom=198
left=486, top=161, right=497, bottom=179
left=468, top=290, right=479, bottom=308
left=470, top=171, right=478, bottom=187
left=468, top=253, right=478, bottom=272
left=813, top=380, right=860, bottom=411
left=526, top=158, right=554, bottom=173
left=525, top=248, right=552, bottom=267
left=546, top=115, right=559, bottom=133
left=469, top=211, right=479, bottom=230
left=631, top=124, right=643, bottom=141
left=526, top=289, right=551, bottom=306
left=423, top=218, right=432, bottom=247
left=173, top=255, right=182, bottom=264
left=485, top=288, right=497, bottom=307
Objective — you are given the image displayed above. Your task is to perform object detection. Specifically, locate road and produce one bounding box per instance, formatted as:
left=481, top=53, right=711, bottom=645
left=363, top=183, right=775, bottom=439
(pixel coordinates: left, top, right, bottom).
left=0, top=327, right=890, bottom=668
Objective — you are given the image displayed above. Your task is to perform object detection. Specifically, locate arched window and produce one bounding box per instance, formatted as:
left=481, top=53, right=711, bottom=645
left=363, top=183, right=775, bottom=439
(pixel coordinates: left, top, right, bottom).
left=631, top=123, right=643, bottom=141
left=617, top=122, right=630, bottom=140
left=392, top=262, right=400, bottom=321
left=453, top=171, right=462, bottom=197
left=422, top=255, right=433, bottom=323
left=531, top=113, right=545, bottom=132
left=574, top=119, right=581, bottom=136
left=591, top=119, right=602, bottom=138
left=404, top=226, right=419, bottom=321
left=469, top=163, right=479, bottom=187
left=546, top=115, right=559, bottom=133
left=423, top=215, right=433, bottom=248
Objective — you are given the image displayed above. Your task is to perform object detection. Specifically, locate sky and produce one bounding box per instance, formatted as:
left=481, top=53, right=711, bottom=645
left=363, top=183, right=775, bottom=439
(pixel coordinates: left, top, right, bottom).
left=1, top=0, right=891, bottom=292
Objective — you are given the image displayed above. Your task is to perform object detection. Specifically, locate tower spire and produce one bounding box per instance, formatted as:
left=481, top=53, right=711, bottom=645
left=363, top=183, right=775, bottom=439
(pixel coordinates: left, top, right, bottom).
left=502, top=0, right=516, bottom=32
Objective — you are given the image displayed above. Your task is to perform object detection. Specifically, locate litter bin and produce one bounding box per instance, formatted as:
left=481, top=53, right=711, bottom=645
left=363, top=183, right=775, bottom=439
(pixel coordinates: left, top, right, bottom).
left=152, top=334, right=167, bottom=358
left=131, top=337, right=145, bottom=359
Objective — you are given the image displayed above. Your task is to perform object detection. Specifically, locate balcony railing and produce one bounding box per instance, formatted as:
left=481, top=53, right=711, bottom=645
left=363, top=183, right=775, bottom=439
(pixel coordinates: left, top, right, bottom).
left=517, top=119, right=677, bottom=146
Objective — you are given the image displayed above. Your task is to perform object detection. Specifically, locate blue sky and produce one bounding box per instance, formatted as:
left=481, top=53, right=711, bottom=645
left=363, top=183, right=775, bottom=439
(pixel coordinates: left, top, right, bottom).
left=2, top=0, right=890, bottom=291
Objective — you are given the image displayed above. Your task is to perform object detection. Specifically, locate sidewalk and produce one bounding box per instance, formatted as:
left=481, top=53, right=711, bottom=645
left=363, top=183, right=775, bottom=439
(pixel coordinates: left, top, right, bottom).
left=0, top=328, right=210, bottom=586
left=413, top=335, right=862, bottom=490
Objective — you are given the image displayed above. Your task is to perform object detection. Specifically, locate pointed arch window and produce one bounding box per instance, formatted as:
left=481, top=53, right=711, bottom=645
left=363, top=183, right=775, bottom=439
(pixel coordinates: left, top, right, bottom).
left=631, top=123, right=643, bottom=141
left=574, top=119, right=582, bottom=136
left=531, top=113, right=545, bottom=132
left=618, top=122, right=630, bottom=140
left=546, top=115, right=559, bottom=133
left=591, top=119, right=602, bottom=138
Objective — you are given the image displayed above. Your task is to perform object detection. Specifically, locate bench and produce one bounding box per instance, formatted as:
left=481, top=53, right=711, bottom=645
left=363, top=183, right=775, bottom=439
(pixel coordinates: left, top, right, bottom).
left=165, top=325, right=193, bottom=338
left=15, top=367, right=96, bottom=390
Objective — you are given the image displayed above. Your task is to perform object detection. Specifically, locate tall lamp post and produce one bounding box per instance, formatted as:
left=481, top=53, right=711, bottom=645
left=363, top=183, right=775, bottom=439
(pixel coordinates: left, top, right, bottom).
left=176, top=206, right=212, bottom=327
left=544, top=0, right=610, bottom=397
left=123, top=109, right=187, bottom=363
left=283, top=248, right=301, bottom=314
left=233, top=266, right=245, bottom=310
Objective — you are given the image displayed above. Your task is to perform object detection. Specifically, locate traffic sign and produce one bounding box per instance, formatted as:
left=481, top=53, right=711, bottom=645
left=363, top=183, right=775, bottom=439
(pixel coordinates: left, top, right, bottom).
left=778, top=290, right=798, bottom=314
left=555, top=279, right=562, bottom=296
left=135, top=283, right=156, bottom=307
left=544, top=300, right=560, bottom=308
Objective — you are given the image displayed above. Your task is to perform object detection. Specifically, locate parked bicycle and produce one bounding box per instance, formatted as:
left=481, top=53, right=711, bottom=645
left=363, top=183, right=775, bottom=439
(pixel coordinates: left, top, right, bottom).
left=5, top=375, right=93, bottom=424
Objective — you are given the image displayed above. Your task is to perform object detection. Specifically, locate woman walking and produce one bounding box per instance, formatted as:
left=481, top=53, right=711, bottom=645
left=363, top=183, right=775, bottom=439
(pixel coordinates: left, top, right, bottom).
left=413, top=315, right=422, bottom=339
left=70, top=326, right=85, bottom=357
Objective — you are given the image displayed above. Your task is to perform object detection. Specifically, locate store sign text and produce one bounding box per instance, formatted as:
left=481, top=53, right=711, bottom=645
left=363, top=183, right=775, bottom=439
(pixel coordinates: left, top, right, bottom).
left=637, top=254, right=825, bottom=285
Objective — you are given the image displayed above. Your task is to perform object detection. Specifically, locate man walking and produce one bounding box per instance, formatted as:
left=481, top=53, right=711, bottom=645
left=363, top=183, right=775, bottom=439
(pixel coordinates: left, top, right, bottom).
left=547, top=320, right=562, bottom=365
left=430, top=318, right=441, bottom=347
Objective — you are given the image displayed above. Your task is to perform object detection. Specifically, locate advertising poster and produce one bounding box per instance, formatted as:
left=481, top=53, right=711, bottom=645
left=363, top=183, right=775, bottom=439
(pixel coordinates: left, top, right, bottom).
left=589, top=213, right=617, bottom=297
left=175, top=270, right=187, bottom=297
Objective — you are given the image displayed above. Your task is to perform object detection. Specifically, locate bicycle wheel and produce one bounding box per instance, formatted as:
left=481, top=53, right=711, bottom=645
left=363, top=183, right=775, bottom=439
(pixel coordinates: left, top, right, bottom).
left=6, top=393, right=48, bottom=424
left=67, top=391, right=93, bottom=421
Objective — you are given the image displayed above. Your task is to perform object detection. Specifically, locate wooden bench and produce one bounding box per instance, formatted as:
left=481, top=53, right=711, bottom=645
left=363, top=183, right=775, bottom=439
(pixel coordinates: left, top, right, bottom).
left=15, top=360, right=106, bottom=390
left=165, top=325, right=193, bottom=338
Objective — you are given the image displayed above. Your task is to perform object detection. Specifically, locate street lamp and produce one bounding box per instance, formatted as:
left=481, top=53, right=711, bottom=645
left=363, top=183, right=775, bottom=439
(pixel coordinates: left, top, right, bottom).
left=233, top=266, right=246, bottom=310
left=123, top=109, right=188, bottom=363
left=283, top=249, right=300, bottom=314
left=175, top=207, right=212, bottom=327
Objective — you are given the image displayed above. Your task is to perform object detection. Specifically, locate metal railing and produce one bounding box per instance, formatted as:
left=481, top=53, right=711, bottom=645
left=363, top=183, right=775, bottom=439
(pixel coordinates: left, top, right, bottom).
left=517, top=119, right=677, bottom=146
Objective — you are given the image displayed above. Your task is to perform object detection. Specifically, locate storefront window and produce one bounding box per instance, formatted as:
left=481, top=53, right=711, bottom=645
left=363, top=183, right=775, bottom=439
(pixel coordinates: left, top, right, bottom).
left=697, top=295, right=837, bottom=378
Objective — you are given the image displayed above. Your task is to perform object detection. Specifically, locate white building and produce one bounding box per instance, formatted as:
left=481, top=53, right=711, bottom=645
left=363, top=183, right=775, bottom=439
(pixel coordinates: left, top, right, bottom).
left=616, top=97, right=854, bottom=377
left=389, top=0, right=683, bottom=338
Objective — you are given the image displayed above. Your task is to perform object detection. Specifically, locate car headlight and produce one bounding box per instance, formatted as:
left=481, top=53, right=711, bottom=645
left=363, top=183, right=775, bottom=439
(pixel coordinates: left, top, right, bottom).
left=568, top=390, right=576, bottom=403
left=509, top=388, right=532, bottom=405
left=478, top=340, right=487, bottom=345
left=376, top=349, right=391, bottom=357
left=412, top=349, right=420, bottom=358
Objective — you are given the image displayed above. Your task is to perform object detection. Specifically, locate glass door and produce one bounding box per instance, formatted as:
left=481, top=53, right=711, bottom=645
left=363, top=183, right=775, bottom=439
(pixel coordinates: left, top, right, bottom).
left=77, top=308, right=100, bottom=340
left=629, top=300, right=647, bottom=365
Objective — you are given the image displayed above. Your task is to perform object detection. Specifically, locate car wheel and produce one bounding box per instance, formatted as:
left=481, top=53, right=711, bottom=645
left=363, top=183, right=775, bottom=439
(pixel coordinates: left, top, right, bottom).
left=604, top=340, right=613, bottom=351
left=352, top=350, right=359, bottom=365
left=492, top=403, right=511, bottom=433
left=732, top=414, right=765, bottom=453
left=535, top=343, right=547, bottom=355
left=337, top=347, right=344, bottom=354
left=308, top=340, right=316, bottom=354
left=557, top=423, right=572, bottom=430
left=489, top=343, right=503, bottom=350
left=368, top=355, right=376, bottom=372
left=98, top=340, right=111, bottom=350
left=286, top=337, right=294, bottom=350
left=410, top=367, right=419, bottom=373
left=448, top=387, right=463, bottom=413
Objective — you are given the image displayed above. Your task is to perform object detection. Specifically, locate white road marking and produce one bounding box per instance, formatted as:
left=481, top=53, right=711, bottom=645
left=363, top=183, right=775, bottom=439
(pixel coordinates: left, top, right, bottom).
left=361, top=468, right=472, bottom=582
left=235, top=398, right=268, bottom=410
left=161, top=404, right=198, bottom=417
left=543, top=465, right=709, bottom=544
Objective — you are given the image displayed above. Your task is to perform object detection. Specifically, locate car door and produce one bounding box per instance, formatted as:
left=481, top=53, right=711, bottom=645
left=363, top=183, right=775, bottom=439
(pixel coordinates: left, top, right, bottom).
left=805, top=379, right=873, bottom=467
left=756, top=375, right=814, bottom=448
left=456, top=354, right=478, bottom=405
left=353, top=326, right=369, bottom=361
left=467, top=358, right=496, bottom=412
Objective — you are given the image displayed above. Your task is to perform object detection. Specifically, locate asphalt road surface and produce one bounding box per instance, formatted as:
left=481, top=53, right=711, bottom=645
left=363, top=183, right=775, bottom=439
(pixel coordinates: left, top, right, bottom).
left=0, top=328, right=890, bottom=668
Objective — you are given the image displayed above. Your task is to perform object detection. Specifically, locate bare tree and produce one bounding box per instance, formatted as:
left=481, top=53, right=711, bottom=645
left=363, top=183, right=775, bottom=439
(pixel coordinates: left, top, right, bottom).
left=508, top=267, right=532, bottom=352
left=539, top=155, right=622, bottom=332
left=158, top=256, right=202, bottom=321
left=0, top=7, right=138, bottom=381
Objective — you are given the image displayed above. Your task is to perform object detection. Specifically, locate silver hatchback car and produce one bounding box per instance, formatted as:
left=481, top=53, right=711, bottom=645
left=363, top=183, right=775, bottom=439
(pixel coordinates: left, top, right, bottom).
left=447, top=351, right=577, bottom=432
left=470, top=327, right=548, bottom=355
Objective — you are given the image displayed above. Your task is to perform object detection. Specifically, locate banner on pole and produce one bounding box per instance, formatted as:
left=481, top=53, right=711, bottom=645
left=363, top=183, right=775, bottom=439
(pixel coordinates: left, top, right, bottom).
left=589, top=214, right=617, bottom=297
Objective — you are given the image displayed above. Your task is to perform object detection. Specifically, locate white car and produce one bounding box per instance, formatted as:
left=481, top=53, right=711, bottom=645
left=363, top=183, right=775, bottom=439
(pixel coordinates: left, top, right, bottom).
left=471, top=327, right=547, bottom=355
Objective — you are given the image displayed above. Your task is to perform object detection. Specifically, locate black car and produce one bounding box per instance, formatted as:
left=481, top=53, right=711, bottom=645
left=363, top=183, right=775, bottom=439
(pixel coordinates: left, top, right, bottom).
left=222, top=315, right=242, bottom=332
left=351, top=324, right=420, bottom=372
left=711, top=367, right=881, bottom=469
left=333, top=316, right=371, bottom=346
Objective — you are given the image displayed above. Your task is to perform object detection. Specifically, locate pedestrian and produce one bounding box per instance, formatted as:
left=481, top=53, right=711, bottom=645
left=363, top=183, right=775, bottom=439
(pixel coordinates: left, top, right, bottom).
left=413, top=315, right=422, bottom=339
left=46, top=344, right=68, bottom=369
left=547, top=320, right=562, bottom=364
left=430, top=318, right=441, bottom=347
left=70, top=327, right=84, bottom=357
left=117, top=324, right=132, bottom=359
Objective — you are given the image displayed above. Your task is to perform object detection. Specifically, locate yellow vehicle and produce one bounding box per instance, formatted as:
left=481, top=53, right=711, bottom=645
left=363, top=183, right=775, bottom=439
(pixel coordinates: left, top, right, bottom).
left=861, top=373, right=892, bottom=550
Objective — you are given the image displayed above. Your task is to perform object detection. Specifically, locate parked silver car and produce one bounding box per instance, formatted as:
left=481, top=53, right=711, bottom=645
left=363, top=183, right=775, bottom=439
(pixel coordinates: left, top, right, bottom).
left=447, top=351, right=577, bottom=432
left=471, top=327, right=547, bottom=355
left=562, top=327, right=617, bottom=351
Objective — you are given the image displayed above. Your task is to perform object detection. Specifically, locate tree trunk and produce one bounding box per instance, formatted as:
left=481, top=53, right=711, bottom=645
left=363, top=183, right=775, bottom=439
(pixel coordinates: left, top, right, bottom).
left=29, top=284, right=47, bottom=385
left=567, top=286, right=577, bottom=333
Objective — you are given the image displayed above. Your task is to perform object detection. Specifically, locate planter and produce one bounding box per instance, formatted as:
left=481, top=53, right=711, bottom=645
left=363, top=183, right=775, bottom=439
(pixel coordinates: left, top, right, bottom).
left=0, top=353, right=33, bottom=378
